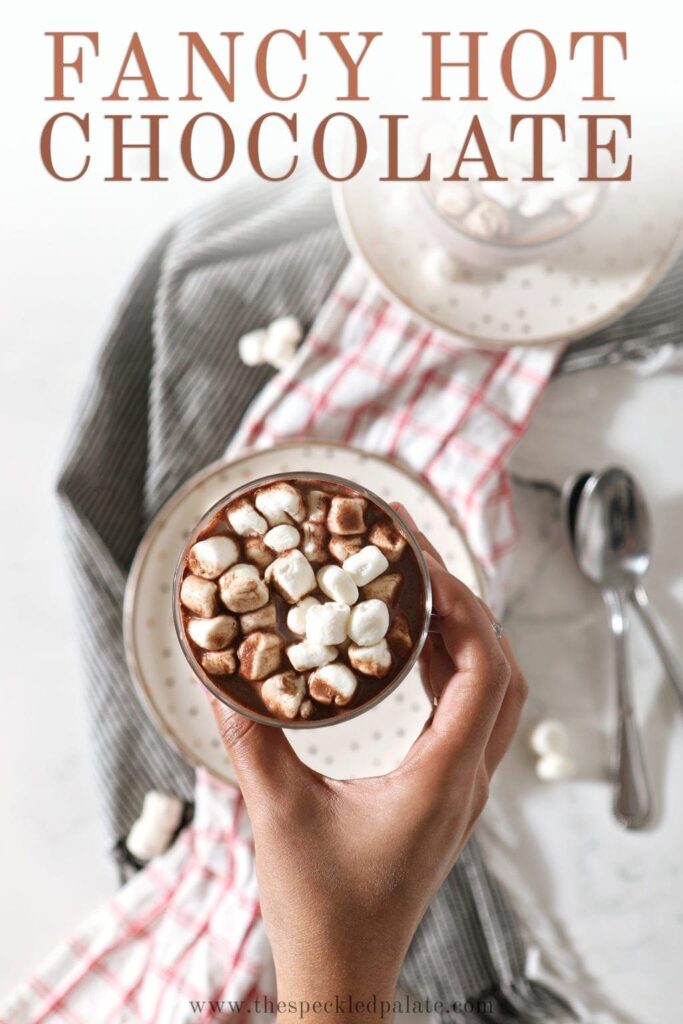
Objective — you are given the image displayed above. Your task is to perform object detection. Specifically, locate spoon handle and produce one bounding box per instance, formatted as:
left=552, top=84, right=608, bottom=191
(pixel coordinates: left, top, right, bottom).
left=602, top=589, right=653, bottom=830
left=630, top=584, right=683, bottom=712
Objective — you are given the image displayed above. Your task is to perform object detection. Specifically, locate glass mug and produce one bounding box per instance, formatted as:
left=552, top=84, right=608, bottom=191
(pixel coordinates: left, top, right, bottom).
left=173, top=471, right=433, bottom=729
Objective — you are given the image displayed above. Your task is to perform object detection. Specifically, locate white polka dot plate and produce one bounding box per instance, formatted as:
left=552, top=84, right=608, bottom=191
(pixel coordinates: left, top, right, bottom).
left=123, top=441, right=484, bottom=784
left=334, top=166, right=683, bottom=348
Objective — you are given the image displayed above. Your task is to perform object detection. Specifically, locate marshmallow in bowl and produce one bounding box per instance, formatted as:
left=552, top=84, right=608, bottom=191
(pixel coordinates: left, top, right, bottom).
left=266, top=549, right=316, bottom=603
left=227, top=499, right=268, bottom=537
left=287, top=595, right=320, bottom=636
left=243, top=536, right=275, bottom=571
left=255, top=482, right=306, bottom=525
left=306, top=489, right=330, bottom=524
left=187, top=615, right=237, bottom=651
left=302, top=522, right=328, bottom=563
left=262, top=672, right=306, bottom=720
left=237, top=631, right=283, bottom=680
left=188, top=536, right=239, bottom=579
left=264, top=524, right=301, bottom=553
left=219, top=564, right=269, bottom=613
left=343, top=546, right=389, bottom=587
left=368, top=521, right=407, bottom=563
left=349, top=639, right=392, bottom=678
left=328, top=534, right=363, bottom=563
left=387, top=611, right=413, bottom=658
left=347, top=599, right=389, bottom=646
left=362, top=572, right=403, bottom=604
left=200, top=648, right=237, bottom=675
left=180, top=575, right=219, bottom=618
left=317, top=564, right=359, bottom=605
left=306, top=601, right=350, bottom=646
left=308, top=663, right=357, bottom=706
left=240, top=602, right=277, bottom=634
left=287, top=640, right=338, bottom=672
left=327, top=496, right=367, bottom=535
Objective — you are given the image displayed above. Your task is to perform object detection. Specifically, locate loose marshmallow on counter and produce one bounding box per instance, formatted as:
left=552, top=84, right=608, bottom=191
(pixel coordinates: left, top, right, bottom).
left=287, top=640, right=338, bottom=672
left=238, top=631, right=283, bottom=680
left=348, top=599, right=390, bottom=646
left=219, top=564, right=270, bottom=613
left=126, top=791, right=184, bottom=862
left=266, top=549, right=316, bottom=603
left=188, top=536, right=239, bottom=579
left=343, top=546, right=389, bottom=587
left=264, top=524, right=301, bottom=553
left=261, top=672, right=306, bottom=720
left=243, top=536, right=275, bottom=571
left=309, top=663, right=357, bottom=707
left=264, top=316, right=303, bottom=370
left=362, top=572, right=403, bottom=604
left=255, top=482, right=306, bottom=525
left=535, top=753, right=576, bottom=782
left=200, top=648, right=237, bottom=675
left=187, top=615, right=238, bottom=651
left=180, top=575, right=219, bottom=618
left=368, top=521, right=407, bottom=563
left=240, top=602, right=277, bottom=634
left=306, top=489, right=330, bottom=524
left=327, top=496, right=367, bottom=535
left=329, top=534, right=363, bottom=563
left=238, top=328, right=268, bottom=367
left=317, top=564, right=359, bottom=605
left=387, top=612, right=413, bottom=658
left=349, top=639, right=392, bottom=678
left=529, top=720, right=570, bottom=758
left=302, top=522, right=328, bottom=563
left=305, top=602, right=350, bottom=646
left=287, top=595, right=320, bottom=636
left=227, top=499, right=268, bottom=537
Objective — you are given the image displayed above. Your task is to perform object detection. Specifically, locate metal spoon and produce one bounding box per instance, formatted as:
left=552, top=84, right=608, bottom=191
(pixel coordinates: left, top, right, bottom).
left=562, top=468, right=653, bottom=829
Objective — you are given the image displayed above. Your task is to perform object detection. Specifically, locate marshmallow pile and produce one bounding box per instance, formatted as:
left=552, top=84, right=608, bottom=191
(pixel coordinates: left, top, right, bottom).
left=238, top=316, right=304, bottom=371
left=179, top=480, right=418, bottom=722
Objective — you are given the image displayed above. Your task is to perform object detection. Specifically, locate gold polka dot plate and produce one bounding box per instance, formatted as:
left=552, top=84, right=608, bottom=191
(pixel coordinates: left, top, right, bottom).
left=334, top=167, right=683, bottom=349
left=123, top=440, right=484, bottom=784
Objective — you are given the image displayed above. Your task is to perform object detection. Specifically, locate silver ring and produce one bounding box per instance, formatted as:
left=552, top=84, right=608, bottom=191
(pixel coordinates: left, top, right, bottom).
left=492, top=620, right=504, bottom=641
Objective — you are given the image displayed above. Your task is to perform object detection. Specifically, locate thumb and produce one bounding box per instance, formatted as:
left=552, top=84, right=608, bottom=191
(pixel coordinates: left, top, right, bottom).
left=210, top=697, right=305, bottom=804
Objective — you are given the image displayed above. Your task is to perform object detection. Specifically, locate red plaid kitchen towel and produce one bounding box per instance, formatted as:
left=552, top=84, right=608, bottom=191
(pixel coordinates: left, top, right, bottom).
left=1, top=772, right=276, bottom=1024
left=230, top=261, right=561, bottom=573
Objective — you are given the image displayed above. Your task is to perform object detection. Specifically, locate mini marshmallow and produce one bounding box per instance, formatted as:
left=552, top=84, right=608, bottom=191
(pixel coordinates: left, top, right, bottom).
left=200, top=648, right=237, bottom=675
left=287, top=640, right=338, bottom=672
left=126, top=791, right=184, bottom=862
left=255, top=482, right=306, bottom=525
left=264, top=524, right=301, bottom=553
left=387, top=611, right=413, bottom=658
left=227, top=499, right=268, bottom=537
left=362, top=572, right=403, bottom=604
left=462, top=200, right=510, bottom=241
left=243, top=536, right=275, bottom=571
left=368, top=520, right=407, bottom=563
left=329, top=534, right=363, bottom=563
left=343, top=546, right=389, bottom=587
left=238, top=631, right=283, bottom=681
left=302, top=522, right=328, bottom=563
left=535, top=753, right=576, bottom=782
left=422, top=247, right=461, bottom=284
left=219, top=564, right=269, bottom=613
left=347, top=599, right=390, bottom=647
left=261, top=672, right=306, bottom=720
left=309, top=663, right=357, bottom=707
left=263, top=334, right=298, bottom=371
left=187, top=615, right=237, bottom=651
left=435, top=182, right=474, bottom=219
left=306, top=489, right=330, bottom=524
left=299, top=698, right=314, bottom=720
left=287, top=596, right=320, bottom=637
left=266, top=549, right=316, bottom=603
left=238, top=328, right=268, bottom=367
left=180, top=575, right=219, bottom=618
left=240, top=602, right=277, bottom=634
left=349, top=639, right=392, bottom=678
left=327, top=495, right=367, bottom=535
left=188, top=536, right=239, bottom=579
left=305, top=602, right=350, bottom=646
left=317, top=564, right=359, bottom=605
left=529, top=720, right=570, bottom=758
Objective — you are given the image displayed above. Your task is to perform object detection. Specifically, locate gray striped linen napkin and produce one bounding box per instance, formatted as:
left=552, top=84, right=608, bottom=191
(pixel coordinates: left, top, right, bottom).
left=56, top=174, right=587, bottom=1022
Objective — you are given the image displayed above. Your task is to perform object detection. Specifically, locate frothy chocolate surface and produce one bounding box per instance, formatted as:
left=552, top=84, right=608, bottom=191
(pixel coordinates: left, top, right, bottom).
left=176, top=477, right=426, bottom=724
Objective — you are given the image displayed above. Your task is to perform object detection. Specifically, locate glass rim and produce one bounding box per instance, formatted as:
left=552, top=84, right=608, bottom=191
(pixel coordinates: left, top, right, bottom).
left=172, top=469, right=433, bottom=730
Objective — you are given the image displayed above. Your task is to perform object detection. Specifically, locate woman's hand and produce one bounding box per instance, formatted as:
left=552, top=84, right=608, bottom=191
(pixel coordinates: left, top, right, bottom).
left=212, top=505, right=528, bottom=1021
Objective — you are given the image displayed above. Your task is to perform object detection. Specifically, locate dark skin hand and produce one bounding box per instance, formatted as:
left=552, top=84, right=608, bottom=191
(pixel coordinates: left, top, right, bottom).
left=211, top=504, right=529, bottom=1023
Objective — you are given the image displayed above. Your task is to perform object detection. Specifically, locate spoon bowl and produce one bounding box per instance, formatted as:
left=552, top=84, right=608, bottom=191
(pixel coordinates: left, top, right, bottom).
left=575, top=467, right=652, bottom=592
